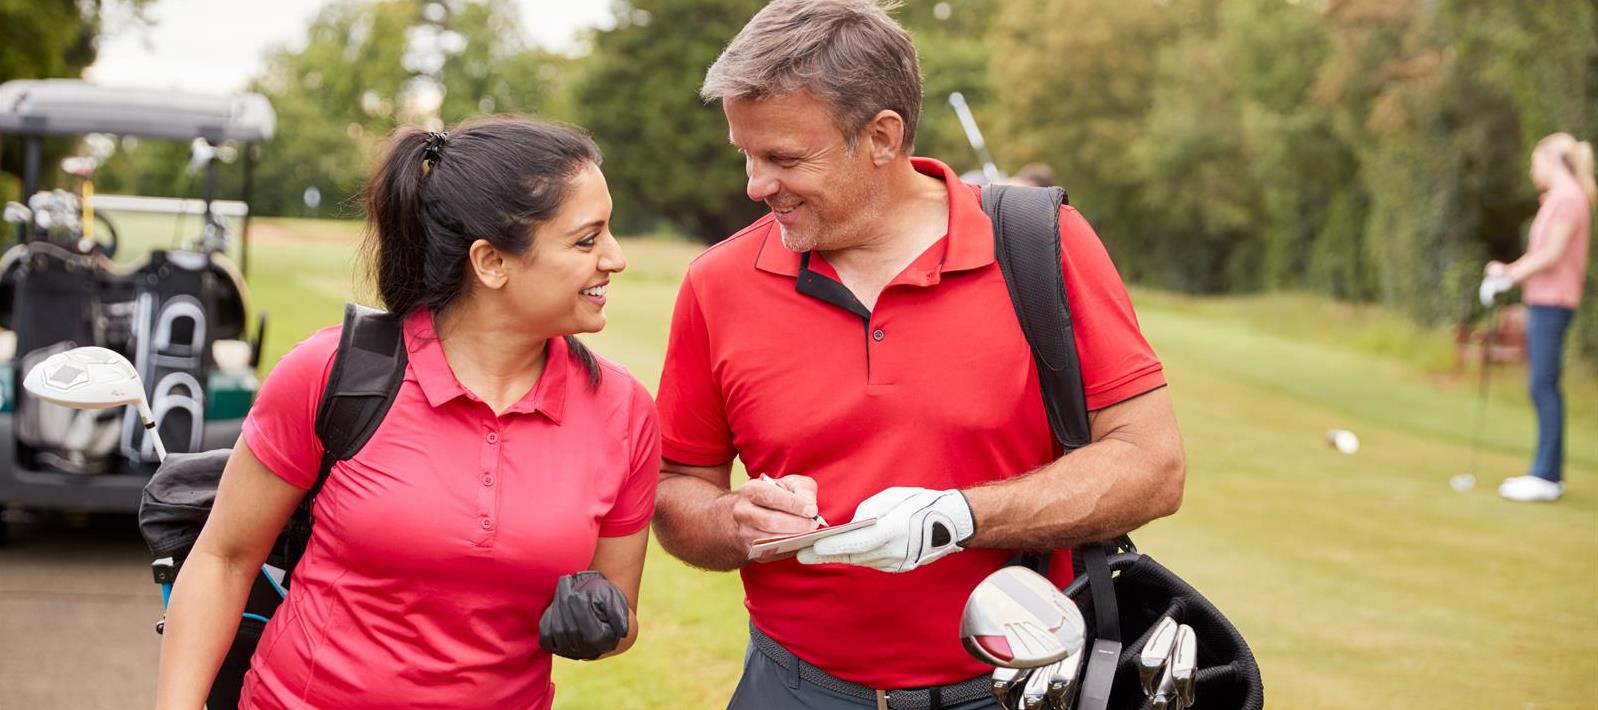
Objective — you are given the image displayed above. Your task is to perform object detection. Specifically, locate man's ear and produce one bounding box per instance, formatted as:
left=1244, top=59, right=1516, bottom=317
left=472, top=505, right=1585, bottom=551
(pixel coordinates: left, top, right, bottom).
left=863, top=109, right=907, bottom=166
left=468, top=238, right=508, bottom=290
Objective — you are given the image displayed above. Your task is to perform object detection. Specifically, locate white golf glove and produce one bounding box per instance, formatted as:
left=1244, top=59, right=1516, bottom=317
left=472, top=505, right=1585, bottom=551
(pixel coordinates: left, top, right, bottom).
left=1479, top=273, right=1513, bottom=307
left=797, top=487, right=975, bottom=573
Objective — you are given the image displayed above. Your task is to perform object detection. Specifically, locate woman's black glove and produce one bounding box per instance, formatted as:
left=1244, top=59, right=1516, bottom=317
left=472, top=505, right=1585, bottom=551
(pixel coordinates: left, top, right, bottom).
left=538, top=571, right=631, bottom=660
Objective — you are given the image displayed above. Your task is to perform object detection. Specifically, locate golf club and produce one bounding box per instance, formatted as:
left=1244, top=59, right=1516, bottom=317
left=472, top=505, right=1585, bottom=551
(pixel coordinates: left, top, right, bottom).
left=1170, top=624, right=1197, bottom=708
left=1460, top=300, right=1498, bottom=485
left=990, top=666, right=1030, bottom=708
left=948, top=91, right=1004, bottom=184
left=1044, top=643, right=1083, bottom=710
left=1018, top=661, right=1052, bottom=709
left=1138, top=615, right=1179, bottom=696
left=961, top=566, right=1086, bottom=669
left=24, top=346, right=166, bottom=461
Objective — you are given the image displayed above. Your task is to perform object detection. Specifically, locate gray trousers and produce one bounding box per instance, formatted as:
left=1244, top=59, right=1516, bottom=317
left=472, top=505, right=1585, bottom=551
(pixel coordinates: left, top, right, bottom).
left=727, top=638, right=1001, bottom=710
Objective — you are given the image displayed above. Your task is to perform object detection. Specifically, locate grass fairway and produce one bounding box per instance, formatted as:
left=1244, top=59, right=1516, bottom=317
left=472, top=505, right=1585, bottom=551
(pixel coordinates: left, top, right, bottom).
left=129, top=214, right=1594, bottom=709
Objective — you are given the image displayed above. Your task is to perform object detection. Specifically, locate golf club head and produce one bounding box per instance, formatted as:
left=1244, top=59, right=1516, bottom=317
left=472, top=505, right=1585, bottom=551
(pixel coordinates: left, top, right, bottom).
left=1171, top=624, right=1197, bottom=707
left=991, top=666, right=1029, bottom=708
left=24, top=346, right=167, bottom=461
left=1138, top=616, right=1180, bottom=696
left=1045, top=645, right=1083, bottom=710
left=1019, top=663, right=1052, bottom=709
left=961, top=566, right=1086, bottom=669
left=25, top=347, right=146, bottom=411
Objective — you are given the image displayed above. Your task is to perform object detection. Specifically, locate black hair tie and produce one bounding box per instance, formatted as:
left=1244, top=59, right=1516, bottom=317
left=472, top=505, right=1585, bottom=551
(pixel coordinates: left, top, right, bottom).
left=420, top=131, right=448, bottom=177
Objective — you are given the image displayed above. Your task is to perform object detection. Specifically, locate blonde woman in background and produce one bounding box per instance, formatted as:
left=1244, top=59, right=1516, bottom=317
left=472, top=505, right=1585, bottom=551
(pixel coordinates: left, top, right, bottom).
left=1481, top=133, right=1595, bottom=502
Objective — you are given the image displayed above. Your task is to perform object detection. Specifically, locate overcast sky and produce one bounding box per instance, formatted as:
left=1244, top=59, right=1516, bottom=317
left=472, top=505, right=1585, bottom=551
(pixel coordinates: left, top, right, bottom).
left=85, top=0, right=616, bottom=94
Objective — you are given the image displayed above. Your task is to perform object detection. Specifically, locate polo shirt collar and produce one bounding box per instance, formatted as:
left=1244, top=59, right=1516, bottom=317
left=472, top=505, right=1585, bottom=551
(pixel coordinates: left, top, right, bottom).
left=752, top=157, right=996, bottom=279
left=403, top=308, right=569, bottom=422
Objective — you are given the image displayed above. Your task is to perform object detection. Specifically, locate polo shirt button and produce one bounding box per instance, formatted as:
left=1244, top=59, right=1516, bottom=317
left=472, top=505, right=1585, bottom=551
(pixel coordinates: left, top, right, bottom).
left=486, top=432, right=498, bottom=444
left=480, top=517, right=493, bottom=529
left=482, top=474, right=494, bottom=486
left=872, top=328, right=885, bottom=342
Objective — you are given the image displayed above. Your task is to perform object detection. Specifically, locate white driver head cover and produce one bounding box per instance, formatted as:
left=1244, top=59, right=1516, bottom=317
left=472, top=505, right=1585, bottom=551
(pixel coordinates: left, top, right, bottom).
left=961, top=566, right=1086, bottom=669
left=25, top=347, right=146, bottom=410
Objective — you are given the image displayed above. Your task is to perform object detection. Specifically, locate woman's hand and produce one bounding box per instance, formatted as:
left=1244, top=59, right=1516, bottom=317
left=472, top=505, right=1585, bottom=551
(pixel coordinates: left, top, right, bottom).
left=538, top=571, right=632, bottom=660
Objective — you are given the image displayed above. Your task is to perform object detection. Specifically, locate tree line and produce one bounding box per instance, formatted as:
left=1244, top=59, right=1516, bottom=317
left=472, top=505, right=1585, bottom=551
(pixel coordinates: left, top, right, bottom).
left=4, top=0, right=1595, bottom=353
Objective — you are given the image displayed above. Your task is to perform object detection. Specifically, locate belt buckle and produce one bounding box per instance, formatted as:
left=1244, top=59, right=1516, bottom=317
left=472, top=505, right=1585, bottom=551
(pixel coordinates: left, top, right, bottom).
left=875, top=689, right=889, bottom=710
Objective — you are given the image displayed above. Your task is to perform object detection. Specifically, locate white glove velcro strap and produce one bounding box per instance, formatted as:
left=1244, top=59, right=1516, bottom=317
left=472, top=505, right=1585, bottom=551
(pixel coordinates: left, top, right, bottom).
left=803, top=487, right=976, bottom=573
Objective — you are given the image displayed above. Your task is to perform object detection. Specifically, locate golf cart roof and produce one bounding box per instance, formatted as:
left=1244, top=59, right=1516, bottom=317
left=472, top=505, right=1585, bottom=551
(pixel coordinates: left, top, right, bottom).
left=0, top=79, right=275, bottom=142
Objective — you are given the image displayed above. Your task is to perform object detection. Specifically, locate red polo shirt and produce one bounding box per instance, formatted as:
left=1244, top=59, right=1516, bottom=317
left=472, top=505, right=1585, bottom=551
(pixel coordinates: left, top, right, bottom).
left=239, top=310, right=660, bottom=709
left=657, top=158, right=1164, bottom=689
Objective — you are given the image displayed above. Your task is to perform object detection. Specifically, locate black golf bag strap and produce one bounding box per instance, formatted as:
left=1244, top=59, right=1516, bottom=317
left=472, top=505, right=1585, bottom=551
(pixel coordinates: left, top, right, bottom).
left=983, top=183, right=1092, bottom=451
left=983, top=184, right=1121, bottom=710
left=284, top=303, right=407, bottom=580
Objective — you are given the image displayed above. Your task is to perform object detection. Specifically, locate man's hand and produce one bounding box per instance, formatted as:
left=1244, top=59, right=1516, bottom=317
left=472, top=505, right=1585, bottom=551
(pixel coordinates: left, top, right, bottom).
left=734, top=474, right=822, bottom=560
left=538, top=571, right=631, bottom=660
left=797, top=487, right=975, bottom=572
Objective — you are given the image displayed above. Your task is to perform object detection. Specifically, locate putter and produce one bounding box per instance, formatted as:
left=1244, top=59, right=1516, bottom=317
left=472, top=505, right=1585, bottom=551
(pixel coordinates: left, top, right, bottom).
left=1170, top=624, right=1197, bottom=708
left=961, top=566, right=1086, bottom=669
left=1045, top=642, right=1083, bottom=710
left=1138, top=616, right=1179, bottom=696
left=24, top=346, right=166, bottom=461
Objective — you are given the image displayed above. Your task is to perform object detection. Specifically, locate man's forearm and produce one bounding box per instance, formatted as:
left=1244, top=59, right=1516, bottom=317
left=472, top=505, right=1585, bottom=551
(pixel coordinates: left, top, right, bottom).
left=653, top=474, right=747, bottom=571
left=962, top=424, right=1185, bottom=550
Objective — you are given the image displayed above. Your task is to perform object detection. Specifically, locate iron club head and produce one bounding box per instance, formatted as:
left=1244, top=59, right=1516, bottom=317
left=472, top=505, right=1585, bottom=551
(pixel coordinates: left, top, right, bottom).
left=1138, top=616, right=1180, bottom=696
left=1170, top=624, right=1197, bottom=707
left=1045, top=643, right=1083, bottom=710
left=24, top=346, right=165, bottom=460
left=961, top=566, right=1086, bottom=669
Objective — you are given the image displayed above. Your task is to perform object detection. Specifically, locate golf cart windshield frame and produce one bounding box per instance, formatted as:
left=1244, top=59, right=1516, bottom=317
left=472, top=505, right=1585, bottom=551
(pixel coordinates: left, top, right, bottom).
left=0, top=79, right=275, bottom=276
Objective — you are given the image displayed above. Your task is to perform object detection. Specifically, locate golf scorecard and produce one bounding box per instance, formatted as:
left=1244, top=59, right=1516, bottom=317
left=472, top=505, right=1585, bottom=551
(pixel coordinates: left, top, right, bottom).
left=747, top=518, right=878, bottom=562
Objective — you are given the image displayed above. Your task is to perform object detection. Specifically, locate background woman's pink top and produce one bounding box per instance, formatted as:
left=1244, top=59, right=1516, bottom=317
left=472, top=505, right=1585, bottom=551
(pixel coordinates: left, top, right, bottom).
left=1523, top=182, right=1592, bottom=309
left=238, top=310, right=660, bottom=710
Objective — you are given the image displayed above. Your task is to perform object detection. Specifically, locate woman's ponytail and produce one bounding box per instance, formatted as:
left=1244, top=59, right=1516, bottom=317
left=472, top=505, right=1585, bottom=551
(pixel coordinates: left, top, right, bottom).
left=1566, top=140, right=1597, bottom=207
left=362, top=130, right=439, bottom=318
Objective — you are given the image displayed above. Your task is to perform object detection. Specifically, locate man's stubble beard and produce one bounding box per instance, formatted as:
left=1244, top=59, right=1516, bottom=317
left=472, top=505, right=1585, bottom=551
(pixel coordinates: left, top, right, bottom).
left=778, top=169, right=883, bottom=254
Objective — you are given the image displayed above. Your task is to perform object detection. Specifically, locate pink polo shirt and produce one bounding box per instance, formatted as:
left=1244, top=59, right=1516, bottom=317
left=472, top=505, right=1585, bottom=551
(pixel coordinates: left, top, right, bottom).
left=238, top=309, right=660, bottom=710
left=1522, top=182, right=1592, bottom=309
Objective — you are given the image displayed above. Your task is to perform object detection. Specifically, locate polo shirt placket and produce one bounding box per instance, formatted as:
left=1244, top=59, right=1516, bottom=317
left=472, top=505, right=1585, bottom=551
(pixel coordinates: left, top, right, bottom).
left=475, top=420, right=502, bottom=546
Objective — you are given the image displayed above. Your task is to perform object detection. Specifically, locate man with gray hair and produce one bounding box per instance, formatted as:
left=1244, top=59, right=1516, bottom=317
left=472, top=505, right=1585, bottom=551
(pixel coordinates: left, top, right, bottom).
left=654, top=2, right=1185, bottom=708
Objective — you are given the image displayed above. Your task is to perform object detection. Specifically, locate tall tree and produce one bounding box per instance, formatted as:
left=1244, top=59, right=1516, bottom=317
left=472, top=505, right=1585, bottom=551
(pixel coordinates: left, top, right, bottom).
left=572, top=0, right=767, bottom=241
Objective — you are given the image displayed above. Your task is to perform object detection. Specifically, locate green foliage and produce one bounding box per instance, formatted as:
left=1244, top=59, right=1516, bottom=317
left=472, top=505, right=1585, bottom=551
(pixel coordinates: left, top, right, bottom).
left=983, top=0, right=1597, bottom=355
left=571, top=0, right=768, bottom=241
left=0, top=0, right=152, bottom=196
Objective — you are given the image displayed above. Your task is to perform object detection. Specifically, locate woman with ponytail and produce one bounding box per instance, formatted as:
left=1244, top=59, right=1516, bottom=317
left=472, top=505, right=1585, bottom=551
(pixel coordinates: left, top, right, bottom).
left=1481, top=133, right=1595, bottom=502
left=156, top=117, right=658, bottom=709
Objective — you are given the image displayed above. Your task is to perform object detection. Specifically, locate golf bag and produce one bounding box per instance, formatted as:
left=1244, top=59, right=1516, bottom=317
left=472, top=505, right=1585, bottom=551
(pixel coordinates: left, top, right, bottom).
left=985, top=184, right=1265, bottom=710
left=137, top=303, right=406, bottom=710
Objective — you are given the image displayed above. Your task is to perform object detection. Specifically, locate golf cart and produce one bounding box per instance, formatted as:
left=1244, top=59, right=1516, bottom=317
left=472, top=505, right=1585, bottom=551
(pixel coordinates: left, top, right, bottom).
left=0, top=79, right=272, bottom=534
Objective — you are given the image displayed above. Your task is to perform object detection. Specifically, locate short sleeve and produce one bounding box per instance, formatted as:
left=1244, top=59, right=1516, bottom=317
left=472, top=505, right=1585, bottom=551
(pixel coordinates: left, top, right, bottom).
left=656, top=273, right=737, bottom=465
left=1059, top=207, right=1167, bottom=410
left=598, top=378, right=663, bottom=536
left=1545, top=188, right=1589, bottom=227
left=240, top=327, right=340, bottom=490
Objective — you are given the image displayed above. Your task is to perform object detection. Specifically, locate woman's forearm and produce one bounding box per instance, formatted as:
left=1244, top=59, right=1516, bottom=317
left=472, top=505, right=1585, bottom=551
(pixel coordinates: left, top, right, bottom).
left=154, top=551, right=266, bottom=710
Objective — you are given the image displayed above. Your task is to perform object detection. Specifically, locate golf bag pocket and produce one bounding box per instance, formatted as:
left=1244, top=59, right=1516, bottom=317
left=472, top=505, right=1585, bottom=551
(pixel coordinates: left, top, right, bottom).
left=1066, top=553, right=1264, bottom=710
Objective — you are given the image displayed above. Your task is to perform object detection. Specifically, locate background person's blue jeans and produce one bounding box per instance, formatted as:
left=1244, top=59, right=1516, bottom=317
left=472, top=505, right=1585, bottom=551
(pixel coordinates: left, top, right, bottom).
left=1526, top=305, right=1575, bottom=483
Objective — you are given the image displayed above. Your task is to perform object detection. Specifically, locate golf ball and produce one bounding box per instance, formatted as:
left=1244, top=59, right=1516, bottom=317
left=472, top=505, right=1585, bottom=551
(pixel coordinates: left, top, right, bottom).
left=1327, top=429, right=1360, bottom=455
left=1450, top=473, right=1476, bottom=492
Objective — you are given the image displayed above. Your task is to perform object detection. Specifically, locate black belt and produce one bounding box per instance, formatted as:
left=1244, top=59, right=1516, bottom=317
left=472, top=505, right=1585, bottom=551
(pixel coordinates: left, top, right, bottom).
left=749, top=625, right=993, bottom=709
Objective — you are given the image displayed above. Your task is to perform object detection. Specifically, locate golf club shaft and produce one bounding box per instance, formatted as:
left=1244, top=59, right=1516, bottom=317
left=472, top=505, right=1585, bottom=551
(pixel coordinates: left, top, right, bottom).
left=948, top=92, right=1003, bottom=184
left=1467, top=303, right=1497, bottom=475
left=136, top=400, right=168, bottom=462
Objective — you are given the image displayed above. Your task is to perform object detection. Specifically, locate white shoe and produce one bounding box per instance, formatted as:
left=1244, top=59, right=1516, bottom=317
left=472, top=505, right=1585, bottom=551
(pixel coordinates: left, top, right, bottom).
left=1498, top=475, right=1564, bottom=502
